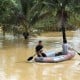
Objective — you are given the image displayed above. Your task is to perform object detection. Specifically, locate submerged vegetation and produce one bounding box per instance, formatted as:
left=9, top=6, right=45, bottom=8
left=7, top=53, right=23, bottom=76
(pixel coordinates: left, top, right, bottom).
left=0, top=0, right=80, bottom=39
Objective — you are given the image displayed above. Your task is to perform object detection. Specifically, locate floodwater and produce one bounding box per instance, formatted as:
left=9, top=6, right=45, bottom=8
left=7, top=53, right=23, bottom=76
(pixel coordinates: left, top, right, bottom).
left=0, top=30, right=80, bottom=80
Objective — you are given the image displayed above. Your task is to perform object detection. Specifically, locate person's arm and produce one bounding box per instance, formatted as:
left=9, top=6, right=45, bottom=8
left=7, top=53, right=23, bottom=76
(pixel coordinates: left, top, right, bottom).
left=68, top=45, right=73, bottom=50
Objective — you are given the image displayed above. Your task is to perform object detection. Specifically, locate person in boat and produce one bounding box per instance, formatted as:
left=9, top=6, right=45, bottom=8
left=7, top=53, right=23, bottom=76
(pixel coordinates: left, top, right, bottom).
left=39, top=49, right=47, bottom=57
left=55, top=43, right=72, bottom=56
left=62, top=42, right=73, bottom=55
left=35, top=40, right=46, bottom=57
left=62, top=43, right=69, bottom=55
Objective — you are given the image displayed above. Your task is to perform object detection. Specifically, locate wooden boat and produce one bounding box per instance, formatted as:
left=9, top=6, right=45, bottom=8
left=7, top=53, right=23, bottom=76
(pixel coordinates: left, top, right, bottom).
left=34, top=50, right=75, bottom=63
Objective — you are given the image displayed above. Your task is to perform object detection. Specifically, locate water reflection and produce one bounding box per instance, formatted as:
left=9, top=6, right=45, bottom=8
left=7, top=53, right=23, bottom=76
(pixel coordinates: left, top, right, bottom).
left=65, top=61, right=80, bottom=80
left=72, top=29, right=80, bottom=51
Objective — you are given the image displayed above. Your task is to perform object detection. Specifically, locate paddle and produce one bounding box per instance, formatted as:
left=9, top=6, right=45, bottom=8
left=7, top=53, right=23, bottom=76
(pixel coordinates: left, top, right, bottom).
left=27, top=54, right=36, bottom=61
left=71, top=48, right=80, bottom=55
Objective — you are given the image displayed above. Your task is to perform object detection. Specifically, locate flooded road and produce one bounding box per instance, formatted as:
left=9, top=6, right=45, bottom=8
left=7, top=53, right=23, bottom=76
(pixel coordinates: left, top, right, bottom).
left=0, top=30, right=80, bottom=80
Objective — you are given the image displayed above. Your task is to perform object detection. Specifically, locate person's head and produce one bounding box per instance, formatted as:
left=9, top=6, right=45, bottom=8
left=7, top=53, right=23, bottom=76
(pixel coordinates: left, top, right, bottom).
left=38, top=40, right=42, bottom=45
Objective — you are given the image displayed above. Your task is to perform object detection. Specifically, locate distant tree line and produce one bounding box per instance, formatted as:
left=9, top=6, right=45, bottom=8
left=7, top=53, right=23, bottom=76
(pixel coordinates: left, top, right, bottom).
left=0, top=0, right=80, bottom=39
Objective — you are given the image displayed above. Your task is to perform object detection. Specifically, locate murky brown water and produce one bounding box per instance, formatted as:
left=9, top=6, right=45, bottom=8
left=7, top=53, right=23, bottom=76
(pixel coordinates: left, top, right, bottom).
left=0, top=30, right=80, bottom=80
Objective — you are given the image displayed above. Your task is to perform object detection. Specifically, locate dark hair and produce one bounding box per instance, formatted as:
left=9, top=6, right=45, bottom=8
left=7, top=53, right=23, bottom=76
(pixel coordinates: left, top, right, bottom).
left=39, top=40, right=42, bottom=43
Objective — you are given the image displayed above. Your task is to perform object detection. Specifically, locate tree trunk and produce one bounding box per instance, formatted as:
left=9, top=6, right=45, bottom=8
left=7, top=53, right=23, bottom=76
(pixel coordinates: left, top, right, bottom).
left=22, top=20, right=30, bottom=40
left=61, top=9, right=67, bottom=43
left=23, top=32, right=29, bottom=40
left=23, top=26, right=29, bottom=40
left=61, top=23, right=67, bottom=43
left=2, top=25, right=6, bottom=37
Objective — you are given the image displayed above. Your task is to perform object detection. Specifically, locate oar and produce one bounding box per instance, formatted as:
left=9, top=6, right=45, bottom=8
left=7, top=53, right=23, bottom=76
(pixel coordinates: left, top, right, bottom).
left=27, top=54, right=36, bottom=61
left=71, top=48, right=80, bottom=55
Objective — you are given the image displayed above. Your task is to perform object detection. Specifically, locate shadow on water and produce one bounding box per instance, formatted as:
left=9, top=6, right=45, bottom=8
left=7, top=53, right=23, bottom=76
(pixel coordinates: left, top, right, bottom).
left=16, top=61, right=36, bottom=63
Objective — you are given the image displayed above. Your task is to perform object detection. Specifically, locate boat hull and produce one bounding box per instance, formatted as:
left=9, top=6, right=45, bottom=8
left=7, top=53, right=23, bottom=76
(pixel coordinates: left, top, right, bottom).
left=34, top=51, right=75, bottom=63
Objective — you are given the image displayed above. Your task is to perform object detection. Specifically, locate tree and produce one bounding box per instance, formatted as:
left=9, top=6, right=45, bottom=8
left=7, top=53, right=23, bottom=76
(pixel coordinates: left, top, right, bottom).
left=0, top=0, right=20, bottom=36
left=36, top=0, right=80, bottom=43
left=18, top=0, right=52, bottom=39
left=16, top=0, right=38, bottom=39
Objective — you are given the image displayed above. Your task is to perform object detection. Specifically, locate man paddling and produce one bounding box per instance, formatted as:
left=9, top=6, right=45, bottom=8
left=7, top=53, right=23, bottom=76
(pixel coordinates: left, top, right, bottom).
left=35, top=40, right=46, bottom=57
